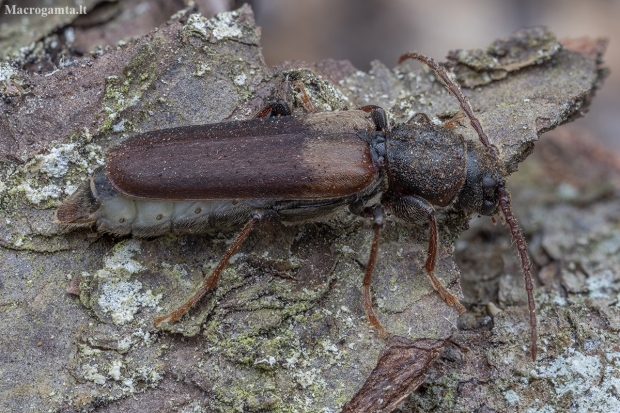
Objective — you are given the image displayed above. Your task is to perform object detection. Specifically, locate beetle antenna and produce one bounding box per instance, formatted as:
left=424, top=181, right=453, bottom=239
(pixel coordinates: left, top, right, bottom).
left=398, top=52, right=499, bottom=156
left=497, top=185, right=538, bottom=361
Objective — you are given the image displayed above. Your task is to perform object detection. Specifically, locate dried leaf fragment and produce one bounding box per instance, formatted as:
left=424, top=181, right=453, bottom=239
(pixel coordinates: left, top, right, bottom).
left=342, top=337, right=446, bottom=413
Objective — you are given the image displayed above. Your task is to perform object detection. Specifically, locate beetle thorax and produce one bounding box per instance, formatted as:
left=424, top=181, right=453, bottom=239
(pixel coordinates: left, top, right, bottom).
left=385, top=123, right=467, bottom=207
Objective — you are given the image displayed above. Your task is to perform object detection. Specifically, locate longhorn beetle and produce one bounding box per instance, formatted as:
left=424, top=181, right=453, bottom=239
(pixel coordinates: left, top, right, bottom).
left=57, top=52, right=537, bottom=360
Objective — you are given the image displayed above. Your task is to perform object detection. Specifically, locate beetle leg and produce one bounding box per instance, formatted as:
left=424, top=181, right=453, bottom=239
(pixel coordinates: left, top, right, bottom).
left=362, top=205, right=388, bottom=337
left=254, top=99, right=292, bottom=118
left=423, top=207, right=467, bottom=315
left=153, top=213, right=262, bottom=327
left=291, top=80, right=316, bottom=113
left=255, top=79, right=314, bottom=118
left=443, top=111, right=466, bottom=129
left=384, top=195, right=467, bottom=315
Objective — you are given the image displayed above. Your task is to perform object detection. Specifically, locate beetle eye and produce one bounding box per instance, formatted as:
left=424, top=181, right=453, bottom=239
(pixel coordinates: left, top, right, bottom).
left=481, top=199, right=496, bottom=215
left=482, top=176, right=496, bottom=191
left=480, top=176, right=499, bottom=215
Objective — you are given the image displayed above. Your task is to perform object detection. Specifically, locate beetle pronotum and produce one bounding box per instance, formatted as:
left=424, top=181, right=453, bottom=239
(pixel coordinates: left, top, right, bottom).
left=57, top=52, right=537, bottom=360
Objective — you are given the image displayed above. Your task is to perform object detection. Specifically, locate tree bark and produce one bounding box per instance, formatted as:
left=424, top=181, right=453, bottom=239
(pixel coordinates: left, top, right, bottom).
left=0, top=5, right=608, bottom=412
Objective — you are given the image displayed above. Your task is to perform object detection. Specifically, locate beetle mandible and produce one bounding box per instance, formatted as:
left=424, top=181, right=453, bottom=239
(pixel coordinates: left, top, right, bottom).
left=57, top=52, right=537, bottom=360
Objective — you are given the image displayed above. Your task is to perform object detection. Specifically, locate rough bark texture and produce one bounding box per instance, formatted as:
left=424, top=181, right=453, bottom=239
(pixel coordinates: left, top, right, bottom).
left=0, top=4, right=609, bottom=412
left=396, top=123, right=620, bottom=413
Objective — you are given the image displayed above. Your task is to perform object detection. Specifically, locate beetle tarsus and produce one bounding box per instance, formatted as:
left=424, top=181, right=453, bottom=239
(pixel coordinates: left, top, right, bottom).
left=424, top=208, right=467, bottom=315
left=443, top=111, right=466, bottom=129
left=153, top=214, right=262, bottom=327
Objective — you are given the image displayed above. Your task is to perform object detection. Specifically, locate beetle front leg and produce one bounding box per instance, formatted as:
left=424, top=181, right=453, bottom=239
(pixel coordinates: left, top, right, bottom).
left=362, top=205, right=388, bottom=337
left=255, top=79, right=317, bottom=118
left=254, top=99, right=292, bottom=118
left=153, top=213, right=262, bottom=327
left=384, top=195, right=467, bottom=315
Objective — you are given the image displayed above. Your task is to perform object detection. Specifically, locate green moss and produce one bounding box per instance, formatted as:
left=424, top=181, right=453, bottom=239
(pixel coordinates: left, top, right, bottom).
left=99, top=39, right=161, bottom=133
left=195, top=277, right=353, bottom=412
left=440, top=375, right=459, bottom=407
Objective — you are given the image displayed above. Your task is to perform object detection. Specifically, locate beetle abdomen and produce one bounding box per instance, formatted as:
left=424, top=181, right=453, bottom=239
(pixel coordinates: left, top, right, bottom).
left=56, top=168, right=255, bottom=237
left=97, top=198, right=254, bottom=237
left=56, top=167, right=366, bottom=236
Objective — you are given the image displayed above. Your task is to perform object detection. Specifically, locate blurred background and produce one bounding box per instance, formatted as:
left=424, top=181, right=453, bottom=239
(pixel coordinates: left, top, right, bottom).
left=250, top=0, right=618, bottom=151
left=1, top=0, right=617, bottom=150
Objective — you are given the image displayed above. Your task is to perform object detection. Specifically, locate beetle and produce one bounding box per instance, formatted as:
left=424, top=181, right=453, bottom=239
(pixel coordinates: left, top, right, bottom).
left=56, top=52, right=537, bottom=360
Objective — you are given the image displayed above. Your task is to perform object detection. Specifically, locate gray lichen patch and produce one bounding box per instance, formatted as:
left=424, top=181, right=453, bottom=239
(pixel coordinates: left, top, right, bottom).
left=73, top=325, right=164, bottom=403
left=11, top=133, right=105, bottom=208
left=0, top=127, right=104, bottom=252
left=532, top=348, right=619, bottom=411
left=0, top=127, right=105, bottom=253
left=206, top=11, right=244, bottom=41
left=0, top=62, right=24, bottom=96
left=81, top=240, right=162, bottom=325
left=0, top=128, right=104, bottom=252
left=183, top=11, right=243, bottom=42
left=63, top=242, right=167, bottom=406
left=181, top=7, right=260, bottom=45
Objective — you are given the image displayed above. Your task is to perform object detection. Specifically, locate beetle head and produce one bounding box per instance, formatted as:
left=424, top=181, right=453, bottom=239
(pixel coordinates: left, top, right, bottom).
left=454, top=141, right=505, bottom=216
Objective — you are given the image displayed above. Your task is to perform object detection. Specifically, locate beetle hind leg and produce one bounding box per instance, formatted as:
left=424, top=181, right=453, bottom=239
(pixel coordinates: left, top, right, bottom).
left=153, top=213, right=262, bottom=327
left=362, top=206, right=388, bottom=337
